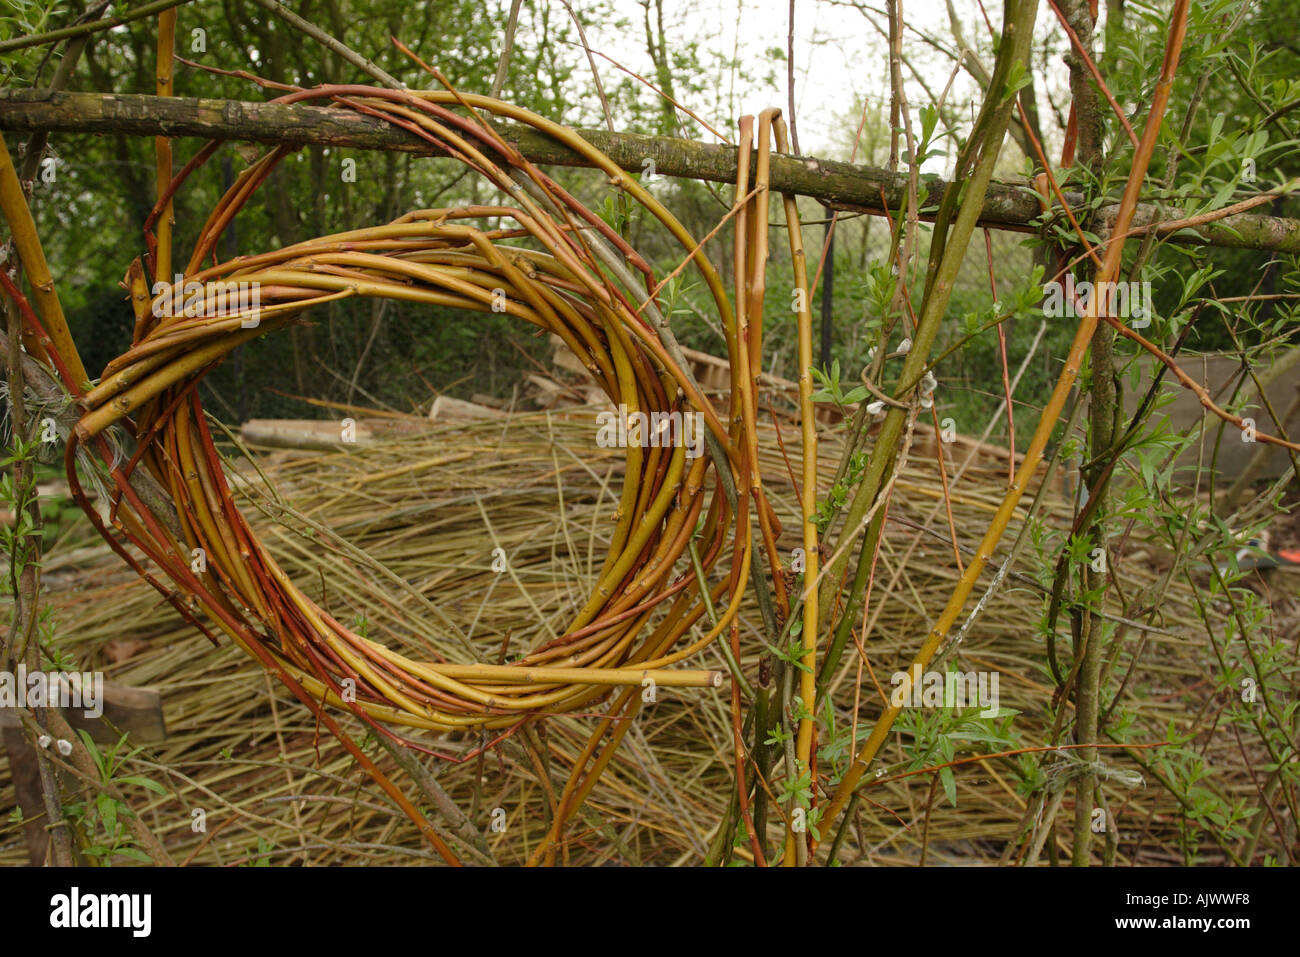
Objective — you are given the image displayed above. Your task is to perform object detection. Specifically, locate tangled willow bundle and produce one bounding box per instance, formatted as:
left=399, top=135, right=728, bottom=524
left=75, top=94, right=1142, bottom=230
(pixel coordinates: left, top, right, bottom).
left=52, top=88, right=795, bottom=742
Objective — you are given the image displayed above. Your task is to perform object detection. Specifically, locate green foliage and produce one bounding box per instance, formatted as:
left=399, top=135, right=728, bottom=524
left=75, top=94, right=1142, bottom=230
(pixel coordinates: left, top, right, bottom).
left=240, top=836, right=275, bottom=867
left=893, top=681, right=1021, bottom=808
left=814, top=446, right=868, bottom=536
left=0, top=0, right=65, bottom=85
left=62, top=731, right=167, bottom=866
left=809, top=358, right=870, bottom=409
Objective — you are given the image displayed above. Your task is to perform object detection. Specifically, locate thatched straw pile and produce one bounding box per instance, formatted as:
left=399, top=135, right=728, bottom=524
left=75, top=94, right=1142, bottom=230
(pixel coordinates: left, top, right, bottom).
left=1, top=404, right=1289, bottom=865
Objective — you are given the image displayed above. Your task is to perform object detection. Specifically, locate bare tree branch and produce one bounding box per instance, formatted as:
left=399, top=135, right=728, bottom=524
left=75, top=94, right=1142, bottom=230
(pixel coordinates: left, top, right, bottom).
left=2, top=89, right=1300, bottom=253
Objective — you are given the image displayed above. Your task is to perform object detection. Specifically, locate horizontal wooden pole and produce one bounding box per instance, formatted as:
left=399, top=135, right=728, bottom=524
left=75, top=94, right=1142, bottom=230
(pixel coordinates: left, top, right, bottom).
left=2, top=89, right=1299, bottom=253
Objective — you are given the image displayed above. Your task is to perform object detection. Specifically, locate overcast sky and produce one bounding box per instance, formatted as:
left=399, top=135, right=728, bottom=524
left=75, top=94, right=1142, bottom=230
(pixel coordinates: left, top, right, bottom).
left=568, top=0, right=1058, bottom=161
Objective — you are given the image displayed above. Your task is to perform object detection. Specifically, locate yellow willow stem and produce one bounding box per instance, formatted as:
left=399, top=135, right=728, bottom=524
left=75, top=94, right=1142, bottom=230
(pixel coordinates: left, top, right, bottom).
left=773, top=115, right=819, bottom=866
left=155, top=8, right=176, bottom=282
left=76, top=319, right=283, bottom=438
left=530, top=531, right=750, bottom=863
left=0, top=133, right=89, bottom=388
left=532, top=553, right=742, bottom=865
left=395, top=662, right=722, bottom=688
left=743, top=112, right=790, bottom=615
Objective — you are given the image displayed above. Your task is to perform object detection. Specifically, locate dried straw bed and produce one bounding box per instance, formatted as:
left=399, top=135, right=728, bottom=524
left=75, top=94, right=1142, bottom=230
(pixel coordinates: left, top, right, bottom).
left=0, top=409, right=1279, bottom=865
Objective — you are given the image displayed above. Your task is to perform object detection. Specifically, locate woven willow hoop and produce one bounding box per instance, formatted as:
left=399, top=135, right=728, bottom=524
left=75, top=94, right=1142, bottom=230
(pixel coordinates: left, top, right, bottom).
left=68, top=89, right=758, bottom=736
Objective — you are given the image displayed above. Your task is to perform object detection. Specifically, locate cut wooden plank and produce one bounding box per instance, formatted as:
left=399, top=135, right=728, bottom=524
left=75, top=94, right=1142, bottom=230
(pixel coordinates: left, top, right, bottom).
left=241, top=417, right=375, bottom=450
left=0, top=724, right=48, bottom=865
left=550, top=339, right=590, bottom=378
left=525, top=373, right=600, bottom=408
left=429, top=395, right=505, bottom=422
left=0, top=679, right=165, bottom=744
